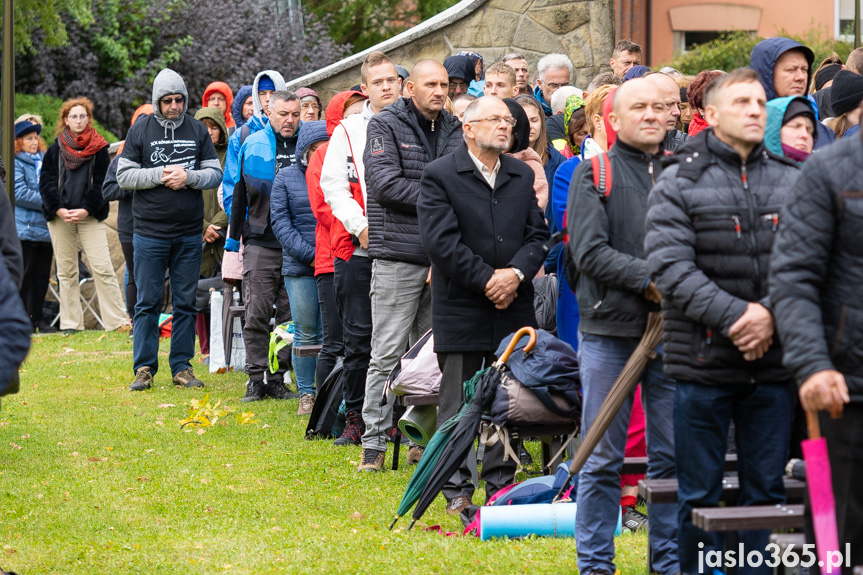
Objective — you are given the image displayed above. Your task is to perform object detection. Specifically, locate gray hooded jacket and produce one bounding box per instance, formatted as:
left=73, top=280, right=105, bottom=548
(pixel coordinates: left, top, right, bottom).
left=117, top=68, right=223, bottom=238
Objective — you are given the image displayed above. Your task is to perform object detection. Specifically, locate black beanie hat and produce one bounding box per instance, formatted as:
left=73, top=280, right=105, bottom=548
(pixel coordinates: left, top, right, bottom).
left=814, top=64, right=842, bottom=91
left=830, top=70, right=863, bottom=117
left=783, top=97, right=816, bottom=127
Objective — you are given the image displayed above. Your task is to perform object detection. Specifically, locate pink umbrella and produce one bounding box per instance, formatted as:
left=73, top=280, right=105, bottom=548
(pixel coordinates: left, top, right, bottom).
left=802, top=410, right=841, bottom=575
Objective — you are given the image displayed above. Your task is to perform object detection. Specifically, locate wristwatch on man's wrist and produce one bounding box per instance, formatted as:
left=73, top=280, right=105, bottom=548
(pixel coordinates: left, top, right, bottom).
left=510, top=267, right=525, bottom=284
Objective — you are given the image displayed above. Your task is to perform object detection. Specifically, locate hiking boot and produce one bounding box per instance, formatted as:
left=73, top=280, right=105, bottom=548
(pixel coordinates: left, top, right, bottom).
left=267, top=382, right=299, bottom=400
left=35, top=321, right=57, bottom=334
left=446, top=495, right=473, bottom=516
left=241, top=380, right=267, bottom=402
left=129, top=367, right=152, bottom=391
left=333, top=411, right=365, bottom=446
left=358, top=447, right=385, bottom=472
left=406, top=445, right=424, bottom=465
left=297, top=393, right=315, bottom=415
left=622, top=505, right=649, bottom=532
left=173, top=367, right=204, bottom=388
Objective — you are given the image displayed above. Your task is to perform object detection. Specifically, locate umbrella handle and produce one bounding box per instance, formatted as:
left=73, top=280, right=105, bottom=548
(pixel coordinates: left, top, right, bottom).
left=498, top=327, right=537, bottom=364
left=806, top=410, right=821, bottom=440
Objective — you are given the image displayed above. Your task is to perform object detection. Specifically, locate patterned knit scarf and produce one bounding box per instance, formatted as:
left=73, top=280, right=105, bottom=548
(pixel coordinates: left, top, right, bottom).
left=58, top=127, right=108, bottom=171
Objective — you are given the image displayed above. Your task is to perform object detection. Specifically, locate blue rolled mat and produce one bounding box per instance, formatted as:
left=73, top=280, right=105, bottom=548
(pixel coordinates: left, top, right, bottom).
left=479, top=503, right=622, bottom=541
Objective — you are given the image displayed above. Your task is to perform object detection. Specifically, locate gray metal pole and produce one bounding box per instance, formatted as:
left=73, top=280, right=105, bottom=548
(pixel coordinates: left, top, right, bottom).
left=2, top=0, right=13, bottom=206
left=856, top=0, right=861, bottom=49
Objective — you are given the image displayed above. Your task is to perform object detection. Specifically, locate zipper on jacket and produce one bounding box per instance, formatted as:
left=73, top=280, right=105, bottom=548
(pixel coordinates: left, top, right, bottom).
left=648, top=160, right=655, bottom=186
left=740, top=162, right=762, bottom=292
left=761, top=212, right=779, bottom=232
left=732, top=215, right=742, bottom=239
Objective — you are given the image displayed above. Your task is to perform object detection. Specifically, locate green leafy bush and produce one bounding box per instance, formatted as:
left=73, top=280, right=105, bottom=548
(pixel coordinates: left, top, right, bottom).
left=12, top=93, right=119, bottom=143
left=664, top=27, right=854, bottom=75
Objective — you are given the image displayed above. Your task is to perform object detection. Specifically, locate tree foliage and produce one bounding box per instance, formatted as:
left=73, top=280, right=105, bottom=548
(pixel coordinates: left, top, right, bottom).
left=16, top=0, right=349, bottom=138
left=5, top=0, right=92, bottom=54
left=665, top=28, right=854, bottom=75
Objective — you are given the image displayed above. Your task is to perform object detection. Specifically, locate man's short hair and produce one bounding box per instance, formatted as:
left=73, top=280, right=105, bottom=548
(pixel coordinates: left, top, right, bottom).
left=846, top=47, right=863, bottom=75
left=361, top=51, right=397, bottom=84
left=612, top=39, right=642, bottom=59
left=551, top=86, right=583, bottom=114
left=537, top=53, right=573, bottom=82
left=702, top=68, right=761, bottom=108
left=587, top=72, right=622, bottom=93
left=502, top=53, right=526, bottom=63
left=267, top=89, right=299, bottom=110
left=485, top=62, right=516, bottom=86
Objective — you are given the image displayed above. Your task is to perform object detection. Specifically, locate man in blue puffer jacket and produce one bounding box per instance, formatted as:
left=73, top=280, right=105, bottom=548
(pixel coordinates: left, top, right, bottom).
left=271, top=120, right=329, bottom=416
left=226, top=89, right=302, bottom=403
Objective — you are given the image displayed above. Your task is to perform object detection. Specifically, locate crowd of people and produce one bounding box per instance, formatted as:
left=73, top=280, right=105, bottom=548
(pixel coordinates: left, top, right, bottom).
left=1, top=34, right=862, bottom=575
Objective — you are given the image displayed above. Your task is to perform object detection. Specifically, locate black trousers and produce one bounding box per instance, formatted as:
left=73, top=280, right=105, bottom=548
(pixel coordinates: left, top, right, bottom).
left=817, top=403, right=863, bottom=568
left=20, top=240, right=53, bottom=325
left=120, top=241, right=136, bottom=321
left=333, top=256, right=372, bottom=415
left=315, top=272, right=344, bottom=390
left=437, top=351, right=517, bottom=504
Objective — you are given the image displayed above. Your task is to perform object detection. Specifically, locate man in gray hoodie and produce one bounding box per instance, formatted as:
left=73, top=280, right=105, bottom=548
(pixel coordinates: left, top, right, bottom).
left=118, top=68, right=223, bottom=391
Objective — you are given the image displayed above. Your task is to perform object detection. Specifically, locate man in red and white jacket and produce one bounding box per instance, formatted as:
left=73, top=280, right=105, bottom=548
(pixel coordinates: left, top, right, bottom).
left=321, top=50, right=401, bottom=449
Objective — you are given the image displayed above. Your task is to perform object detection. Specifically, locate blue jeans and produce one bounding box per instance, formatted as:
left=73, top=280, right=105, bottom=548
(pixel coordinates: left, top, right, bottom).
left=576, top=332, right=679, bottom=575
left=133, top=233, right=202, bottom=377
left=284, top=274, right=322, bottom=396
left=675, top=381, right=793, bottom=575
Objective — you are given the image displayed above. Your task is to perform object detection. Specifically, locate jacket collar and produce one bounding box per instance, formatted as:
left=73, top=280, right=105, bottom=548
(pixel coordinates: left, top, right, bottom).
left=454, top=142, right=512, bottom=189
left=389, top=97, right=462, bottom=156
left=612, top=137, right=662, bottom=162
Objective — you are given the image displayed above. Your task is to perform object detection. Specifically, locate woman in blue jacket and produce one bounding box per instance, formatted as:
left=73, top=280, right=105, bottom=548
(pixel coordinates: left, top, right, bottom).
left=271, top=120, right=329, bottom=416
left=14, top=120, right=55, bottom=333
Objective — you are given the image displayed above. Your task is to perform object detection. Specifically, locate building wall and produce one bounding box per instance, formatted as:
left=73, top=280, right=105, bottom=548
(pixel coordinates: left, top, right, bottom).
left=648, top=0, right=835, bottom=65
left=286, top=0, right=615, bottom=103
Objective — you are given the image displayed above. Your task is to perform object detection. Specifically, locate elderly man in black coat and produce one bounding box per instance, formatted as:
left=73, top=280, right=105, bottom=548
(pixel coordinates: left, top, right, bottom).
left=418, top=95, right=549, bottom=517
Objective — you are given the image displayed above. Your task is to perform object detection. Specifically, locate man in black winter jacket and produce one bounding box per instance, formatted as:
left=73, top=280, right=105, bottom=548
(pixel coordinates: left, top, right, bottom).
left=645, top=69, right=800, bottom=574
left=770, top=123, right=863, bottom=567
left=357, top=60, right=463, bottom=475
left=118, top=68, right=222, bottom=392
left=569, top=78, right=679, bottom=575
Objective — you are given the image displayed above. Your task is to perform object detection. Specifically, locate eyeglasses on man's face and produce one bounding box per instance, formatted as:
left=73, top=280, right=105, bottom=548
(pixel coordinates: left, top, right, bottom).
left=160, top=96, right=185, bottom=105
left=469, top=115, right=517, bottom=127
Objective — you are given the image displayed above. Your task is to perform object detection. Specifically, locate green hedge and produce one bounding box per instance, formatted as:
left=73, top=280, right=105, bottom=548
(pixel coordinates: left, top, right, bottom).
left=664, top=29, right=854, bottom=75
left=11, top=93, right=119, bottom=143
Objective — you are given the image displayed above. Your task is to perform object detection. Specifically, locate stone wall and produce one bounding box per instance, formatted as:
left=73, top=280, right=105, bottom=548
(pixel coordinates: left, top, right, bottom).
left=286, top=0, right=614, bottom=102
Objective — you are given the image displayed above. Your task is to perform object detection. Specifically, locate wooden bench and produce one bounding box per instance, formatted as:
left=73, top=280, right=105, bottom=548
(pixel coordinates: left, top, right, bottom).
left=639, top=476, right=806, bottom=505
left=692, top=503, right=804, bottom=531
left=622, top=453, right=737, bottom=476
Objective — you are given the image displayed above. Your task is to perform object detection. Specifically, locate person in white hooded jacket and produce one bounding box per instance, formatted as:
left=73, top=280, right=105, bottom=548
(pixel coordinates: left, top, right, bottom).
left=320, top=51, right=400, bottom=454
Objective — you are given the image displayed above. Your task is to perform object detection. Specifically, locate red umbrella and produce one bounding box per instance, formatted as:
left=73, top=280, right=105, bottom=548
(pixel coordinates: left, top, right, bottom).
left=802, top=409, right=841, bottom=575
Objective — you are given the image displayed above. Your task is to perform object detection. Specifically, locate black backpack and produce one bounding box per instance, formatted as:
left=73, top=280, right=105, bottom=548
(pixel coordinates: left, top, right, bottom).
left=305, top=360, right=344, bottom=439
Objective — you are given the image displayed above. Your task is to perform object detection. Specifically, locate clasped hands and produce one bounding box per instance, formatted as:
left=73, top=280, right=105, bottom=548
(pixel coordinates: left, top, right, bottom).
left=728, top=302, right=774, bottom=362
left=161, top=165, right=188, bottom=190
left=484, top=268, right=519, bottom=310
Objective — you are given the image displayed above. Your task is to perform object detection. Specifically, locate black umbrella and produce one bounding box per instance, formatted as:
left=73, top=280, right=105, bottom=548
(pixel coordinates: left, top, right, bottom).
left=407, top=327, right=537, bottom=530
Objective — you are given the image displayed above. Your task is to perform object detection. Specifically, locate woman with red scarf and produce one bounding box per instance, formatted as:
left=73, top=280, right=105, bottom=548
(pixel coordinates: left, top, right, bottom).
left=40, top=97, right=128, bottom=334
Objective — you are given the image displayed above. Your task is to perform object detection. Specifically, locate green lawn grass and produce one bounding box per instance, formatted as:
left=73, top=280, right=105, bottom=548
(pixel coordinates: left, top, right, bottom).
left=2, top=331, right=648, bottom=574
